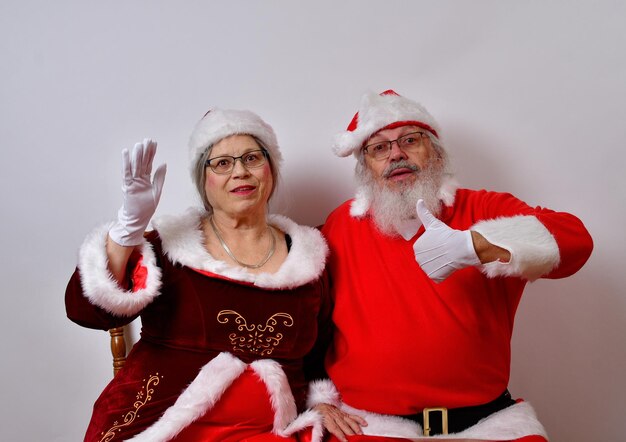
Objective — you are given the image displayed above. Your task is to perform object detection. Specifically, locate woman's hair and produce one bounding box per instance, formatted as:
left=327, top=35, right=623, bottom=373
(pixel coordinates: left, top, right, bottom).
left=191, top=135, right=281, bottom=213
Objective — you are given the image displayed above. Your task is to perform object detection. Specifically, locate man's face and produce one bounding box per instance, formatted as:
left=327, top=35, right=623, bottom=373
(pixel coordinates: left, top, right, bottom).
left=363, top=125, right=438, bottom=190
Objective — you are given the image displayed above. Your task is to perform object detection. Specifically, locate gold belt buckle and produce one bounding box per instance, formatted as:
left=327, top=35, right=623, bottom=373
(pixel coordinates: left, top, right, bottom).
left=423, top=407, right=448, bottom=436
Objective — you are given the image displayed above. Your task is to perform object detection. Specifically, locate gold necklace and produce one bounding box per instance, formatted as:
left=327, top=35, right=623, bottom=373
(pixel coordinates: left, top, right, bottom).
left=209, top=216, right=276, bottom=269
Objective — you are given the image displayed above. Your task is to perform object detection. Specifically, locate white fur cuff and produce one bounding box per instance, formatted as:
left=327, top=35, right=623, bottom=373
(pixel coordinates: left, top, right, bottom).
left=77, top=223, right=162, bottom=316
left=472, top=215, right=560, bottom=281
left=306, top=379, right=342, bottom=408
left=279, top=409, right=324, bottom=442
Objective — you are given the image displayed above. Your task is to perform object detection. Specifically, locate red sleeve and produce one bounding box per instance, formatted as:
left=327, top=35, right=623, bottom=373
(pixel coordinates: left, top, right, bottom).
left=464, top=190, right=593, bottom=279
left=534, top=209, right=593, bottom=278
left=65, top=268, right=137, bottom=330
left=64, top=249, right=148, bottom=330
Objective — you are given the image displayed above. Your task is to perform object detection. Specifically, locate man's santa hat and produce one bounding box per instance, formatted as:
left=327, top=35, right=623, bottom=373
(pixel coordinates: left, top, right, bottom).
left=333, top=89, right=441, bottom=157
left=334, top=90, right=457, bottom=219
left=188, top=108, right=283, bottom=172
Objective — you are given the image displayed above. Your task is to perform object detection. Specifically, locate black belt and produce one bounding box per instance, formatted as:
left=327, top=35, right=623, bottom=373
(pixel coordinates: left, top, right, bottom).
left=400, top=390, right=515, bottom=436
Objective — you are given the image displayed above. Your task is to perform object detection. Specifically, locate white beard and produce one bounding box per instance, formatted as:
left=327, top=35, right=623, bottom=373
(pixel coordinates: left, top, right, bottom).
left=357, top=159, right=445, bottom=237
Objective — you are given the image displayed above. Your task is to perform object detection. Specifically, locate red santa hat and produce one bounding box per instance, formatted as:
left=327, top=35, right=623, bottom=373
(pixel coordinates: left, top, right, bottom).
left=188, top=108, right=283, bottom=171
left=332, top=90, right=441, bottom=157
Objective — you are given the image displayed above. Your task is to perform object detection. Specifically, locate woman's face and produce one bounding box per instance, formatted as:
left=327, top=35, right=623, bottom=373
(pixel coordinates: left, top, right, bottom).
left=204, top=134, right=274, bottom=219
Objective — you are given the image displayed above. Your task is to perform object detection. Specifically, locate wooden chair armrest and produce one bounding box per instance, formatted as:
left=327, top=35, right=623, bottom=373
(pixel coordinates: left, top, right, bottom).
left=109, top=327, right=127, bottom=376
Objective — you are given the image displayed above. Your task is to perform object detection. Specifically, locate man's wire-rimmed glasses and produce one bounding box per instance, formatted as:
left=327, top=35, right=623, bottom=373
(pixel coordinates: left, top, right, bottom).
left=363, top=131, right=428, bottom=161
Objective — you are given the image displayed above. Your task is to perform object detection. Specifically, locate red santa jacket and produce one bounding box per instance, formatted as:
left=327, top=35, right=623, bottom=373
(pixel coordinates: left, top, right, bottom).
left=321, top=188, right=592, bottom=415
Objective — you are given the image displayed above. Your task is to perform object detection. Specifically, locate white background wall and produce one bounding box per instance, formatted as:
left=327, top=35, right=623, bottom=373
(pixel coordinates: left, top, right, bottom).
left=1, top=1, right=624, bottom=441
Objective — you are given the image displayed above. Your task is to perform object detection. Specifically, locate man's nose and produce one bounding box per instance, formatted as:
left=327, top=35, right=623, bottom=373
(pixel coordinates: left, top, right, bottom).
left=388, top=141, right=408, bottom=161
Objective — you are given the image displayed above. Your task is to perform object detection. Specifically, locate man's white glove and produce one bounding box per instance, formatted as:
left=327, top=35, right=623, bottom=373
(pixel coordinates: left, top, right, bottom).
left=108, top=139, right=167, bottom=247
left=413, top=199, right=480, bottom=282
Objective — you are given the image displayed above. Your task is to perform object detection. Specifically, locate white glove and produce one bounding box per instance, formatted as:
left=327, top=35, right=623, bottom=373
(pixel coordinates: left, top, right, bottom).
left=413, top=199, right=480, bottom=283
left=108, top=139, right=167, bottom=246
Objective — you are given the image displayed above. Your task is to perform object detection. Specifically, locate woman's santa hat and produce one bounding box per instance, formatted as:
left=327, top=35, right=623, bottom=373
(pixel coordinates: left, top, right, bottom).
left=188, top=108, right=283, bottom=172
left=333, top=90, right=441, bottom=157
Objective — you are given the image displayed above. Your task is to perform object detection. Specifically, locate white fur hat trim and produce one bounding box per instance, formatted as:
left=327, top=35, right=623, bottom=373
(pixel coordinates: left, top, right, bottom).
left=333, top=90, right=441, bottom=158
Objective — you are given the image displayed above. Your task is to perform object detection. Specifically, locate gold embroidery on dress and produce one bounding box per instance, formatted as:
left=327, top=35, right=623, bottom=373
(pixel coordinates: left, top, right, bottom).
left=217, top=310, right=294, bottom=355
left=99, top=373, right=162, bottom=441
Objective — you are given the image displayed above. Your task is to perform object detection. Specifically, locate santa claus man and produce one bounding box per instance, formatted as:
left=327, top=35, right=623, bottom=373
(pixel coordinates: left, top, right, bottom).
left=308, top=90, right=593, bottom=442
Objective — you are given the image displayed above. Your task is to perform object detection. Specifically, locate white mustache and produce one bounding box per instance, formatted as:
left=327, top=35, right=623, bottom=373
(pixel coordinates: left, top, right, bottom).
left=383, top=160, right=419, bottom=178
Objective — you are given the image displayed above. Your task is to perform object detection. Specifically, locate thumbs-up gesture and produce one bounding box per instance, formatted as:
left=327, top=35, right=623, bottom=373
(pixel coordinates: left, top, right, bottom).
left=413, top=199, right=480, bottom=282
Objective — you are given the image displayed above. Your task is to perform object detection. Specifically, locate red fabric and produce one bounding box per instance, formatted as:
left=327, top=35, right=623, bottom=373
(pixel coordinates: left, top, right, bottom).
left=173, top=368, right=276, bottom=441
left=129, top=253, right=148, bottom=291
left=322, top=189, right=592, bottom=415
left=298, top=426, right=548, bottom=442
left=299, top=433, right=548, bottom=442
left=321, top=437, right=546, bottom=442
left=241, top=435, right=300, bottom=442
left=326, top=437, right=413, bottom=442
left=377, top=120, right=438, bottom=138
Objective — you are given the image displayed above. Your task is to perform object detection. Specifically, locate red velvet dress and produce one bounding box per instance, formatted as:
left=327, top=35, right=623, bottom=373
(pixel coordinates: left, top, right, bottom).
left=66, top=210, right=331, bottom=442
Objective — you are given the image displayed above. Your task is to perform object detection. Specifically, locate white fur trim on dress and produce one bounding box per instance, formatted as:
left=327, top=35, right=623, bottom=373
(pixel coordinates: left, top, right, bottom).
left=250, top=358, right=297, bottom=431
left=349, top=175, right=459, bottom=218
left=77, top=223, right=161, bottom=316
left=333, top=91, right=441, bottom=158
left=129, top=353, right=324, bottom=442
left=250, top=359, right=325, bottom=440
left=472, top=215, right=560, bottom=281
left=281, top=409, right=325, bottom=442
left=188, top=108, right=283, bottom=176
left=153, top=208, right=328, bottom=289
left=128, top=352, right=248, bottom=442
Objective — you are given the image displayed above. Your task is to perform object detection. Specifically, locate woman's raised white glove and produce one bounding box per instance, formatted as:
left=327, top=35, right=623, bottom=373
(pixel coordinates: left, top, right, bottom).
left=108, top=139, right=167, bottom=247
left=413, top=199, right=480, bottom=283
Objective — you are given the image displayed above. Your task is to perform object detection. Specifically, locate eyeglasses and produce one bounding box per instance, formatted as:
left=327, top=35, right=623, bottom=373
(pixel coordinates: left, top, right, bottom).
left=206, top=149, right=269, bottom=174
left=363, top=131, right=428, bottom=160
